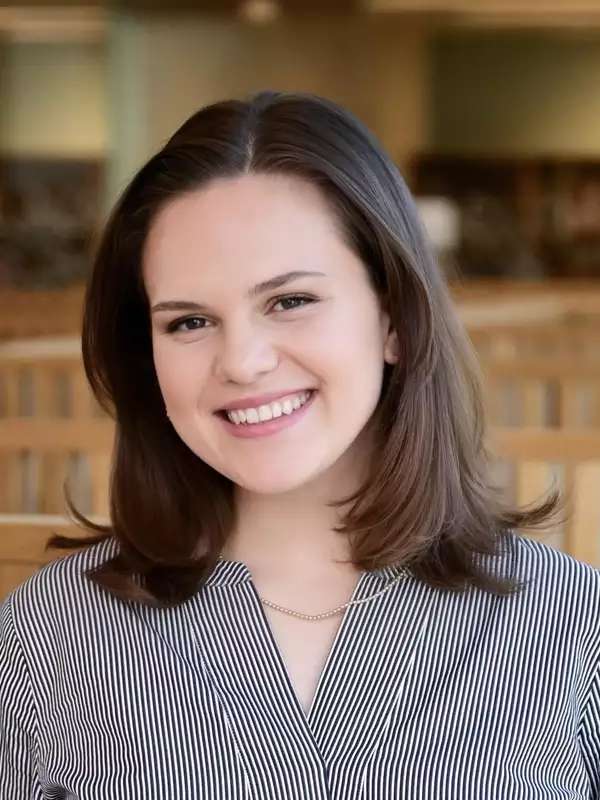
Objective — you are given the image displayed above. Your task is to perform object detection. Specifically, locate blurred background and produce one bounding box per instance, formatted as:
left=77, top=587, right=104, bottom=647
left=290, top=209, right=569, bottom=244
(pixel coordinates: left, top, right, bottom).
left=4, top=0, right=600, bottom=596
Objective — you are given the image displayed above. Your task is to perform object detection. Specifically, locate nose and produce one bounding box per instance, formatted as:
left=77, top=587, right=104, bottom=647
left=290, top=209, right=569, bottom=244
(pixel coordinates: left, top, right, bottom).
left=212, top=321, right=279, bottom=385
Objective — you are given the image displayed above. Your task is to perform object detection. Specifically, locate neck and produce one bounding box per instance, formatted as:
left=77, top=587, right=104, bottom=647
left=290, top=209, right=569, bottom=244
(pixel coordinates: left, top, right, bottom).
left=223, top=498, right=352, bottom=577
left=221, top=459, right=368, bottom=583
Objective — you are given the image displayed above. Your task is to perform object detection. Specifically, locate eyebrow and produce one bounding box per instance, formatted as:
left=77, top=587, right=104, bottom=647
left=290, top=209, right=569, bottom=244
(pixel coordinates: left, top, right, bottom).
left=150, top=270, right=327, bottom=314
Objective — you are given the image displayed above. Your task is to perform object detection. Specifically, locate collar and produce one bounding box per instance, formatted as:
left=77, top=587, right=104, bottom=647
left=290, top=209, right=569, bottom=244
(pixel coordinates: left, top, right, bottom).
left=203, top=557, right=407, bottom=589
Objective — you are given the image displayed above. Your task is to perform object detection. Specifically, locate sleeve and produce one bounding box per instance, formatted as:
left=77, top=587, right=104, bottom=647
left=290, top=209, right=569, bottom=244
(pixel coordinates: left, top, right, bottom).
left=0, top=594, right=43, bottom=799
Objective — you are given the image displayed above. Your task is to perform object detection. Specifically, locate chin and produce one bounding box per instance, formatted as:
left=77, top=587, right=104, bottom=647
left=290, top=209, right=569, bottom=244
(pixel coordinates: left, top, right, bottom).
left=229, top=461, right=332, bottom=495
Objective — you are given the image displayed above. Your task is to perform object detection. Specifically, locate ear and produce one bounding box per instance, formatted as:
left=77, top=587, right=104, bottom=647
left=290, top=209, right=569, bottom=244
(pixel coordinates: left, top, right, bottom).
left=384, top=329, right=399, bottom=365
left=380, top=308, right=399, bottom=365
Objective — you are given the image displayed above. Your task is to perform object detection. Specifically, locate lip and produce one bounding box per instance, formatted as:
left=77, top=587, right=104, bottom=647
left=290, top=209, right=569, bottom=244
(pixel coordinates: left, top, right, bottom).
left=216, top=388, right=315, bottom=413
left=217, top=389, right=317, bottom=439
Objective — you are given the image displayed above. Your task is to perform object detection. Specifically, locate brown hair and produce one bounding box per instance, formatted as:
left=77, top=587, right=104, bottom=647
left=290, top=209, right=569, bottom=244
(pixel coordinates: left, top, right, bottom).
left=48, top=90, right=563, bottom=607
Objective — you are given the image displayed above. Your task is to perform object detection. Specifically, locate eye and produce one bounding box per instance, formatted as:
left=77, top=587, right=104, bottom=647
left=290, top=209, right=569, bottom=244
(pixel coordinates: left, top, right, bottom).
left=270, top=294, right=316, bottom=312
left=166, top=316, right=209, bottom=334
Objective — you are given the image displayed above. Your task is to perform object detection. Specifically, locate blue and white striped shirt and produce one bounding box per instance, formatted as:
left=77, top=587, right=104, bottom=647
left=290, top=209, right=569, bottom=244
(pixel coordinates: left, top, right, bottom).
left=1, top=530, right=600, bottom=799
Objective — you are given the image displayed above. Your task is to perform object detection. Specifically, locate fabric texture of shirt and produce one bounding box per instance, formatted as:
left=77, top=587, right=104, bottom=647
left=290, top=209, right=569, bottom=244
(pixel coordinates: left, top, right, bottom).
left=1, top=529, right=600, bottom=799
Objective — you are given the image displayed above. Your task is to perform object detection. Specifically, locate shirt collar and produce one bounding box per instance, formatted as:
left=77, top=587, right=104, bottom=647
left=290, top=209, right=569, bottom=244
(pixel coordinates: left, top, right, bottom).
left=203, top=557, right=407, bottom=589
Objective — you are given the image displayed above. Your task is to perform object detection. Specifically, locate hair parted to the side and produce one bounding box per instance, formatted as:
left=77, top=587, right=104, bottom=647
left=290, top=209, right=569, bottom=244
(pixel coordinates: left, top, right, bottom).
left=47, top=89, right=564, bottom=607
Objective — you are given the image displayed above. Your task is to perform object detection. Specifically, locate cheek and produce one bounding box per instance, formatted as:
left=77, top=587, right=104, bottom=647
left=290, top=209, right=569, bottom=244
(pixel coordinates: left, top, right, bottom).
left=322, top=308, right=384, bottom=361
left=152, top=342, right=199, bottom=408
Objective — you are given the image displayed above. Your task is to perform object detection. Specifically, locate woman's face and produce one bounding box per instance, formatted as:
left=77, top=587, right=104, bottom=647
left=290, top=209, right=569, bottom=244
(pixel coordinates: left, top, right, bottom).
left=143, top=172, right=398, bottom=495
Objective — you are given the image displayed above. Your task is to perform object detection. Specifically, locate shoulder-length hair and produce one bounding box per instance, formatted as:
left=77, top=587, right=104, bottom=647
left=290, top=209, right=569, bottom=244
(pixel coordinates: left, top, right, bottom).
left=49, top=90, right=562, bottom=607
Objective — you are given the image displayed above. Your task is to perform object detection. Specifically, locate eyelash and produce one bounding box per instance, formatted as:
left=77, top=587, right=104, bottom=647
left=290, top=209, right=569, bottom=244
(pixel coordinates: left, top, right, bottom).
left=165, top=294, right=317, bottom=334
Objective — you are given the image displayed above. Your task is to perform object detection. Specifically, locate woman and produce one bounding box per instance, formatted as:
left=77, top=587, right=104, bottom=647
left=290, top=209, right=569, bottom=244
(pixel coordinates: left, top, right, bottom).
left=1, top=90, right=599, bottom=799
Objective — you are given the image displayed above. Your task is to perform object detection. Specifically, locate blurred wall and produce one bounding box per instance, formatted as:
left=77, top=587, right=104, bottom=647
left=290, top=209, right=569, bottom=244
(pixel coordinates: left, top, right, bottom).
left=0, top=40, right=107, bottom=157
left=431, top=31, right=600, bottom=156
left=107, top=12, right=429, bottom=203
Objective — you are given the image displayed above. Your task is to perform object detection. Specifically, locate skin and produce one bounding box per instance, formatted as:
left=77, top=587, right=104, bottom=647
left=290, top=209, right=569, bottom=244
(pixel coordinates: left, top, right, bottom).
left=143, top=171, right=398, bottom=605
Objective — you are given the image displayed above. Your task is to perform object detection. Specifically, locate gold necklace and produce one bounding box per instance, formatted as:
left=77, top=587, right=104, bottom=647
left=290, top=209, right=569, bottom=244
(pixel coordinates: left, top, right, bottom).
left=216, top=556, right=409, bottom=621
left=259, top=571, right=408, bottom=621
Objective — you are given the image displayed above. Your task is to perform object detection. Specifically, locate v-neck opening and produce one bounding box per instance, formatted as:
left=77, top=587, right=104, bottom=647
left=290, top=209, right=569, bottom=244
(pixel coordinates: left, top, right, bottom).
left=248, top=569, right=370, bottom=729
left=158, top=560, right=430, bottom=799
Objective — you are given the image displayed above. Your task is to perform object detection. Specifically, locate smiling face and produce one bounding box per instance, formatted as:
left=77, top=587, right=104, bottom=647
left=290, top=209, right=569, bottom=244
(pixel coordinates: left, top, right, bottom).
left=143, top=171, right=398, bottom=496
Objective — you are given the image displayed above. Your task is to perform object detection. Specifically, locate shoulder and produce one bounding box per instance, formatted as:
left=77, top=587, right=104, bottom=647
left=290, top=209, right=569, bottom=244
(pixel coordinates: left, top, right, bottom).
left=482, top=529, right=600, bottom=644
left=503, top=528, right=600, bottom=595
left=2, top=537, right=122, bottom=640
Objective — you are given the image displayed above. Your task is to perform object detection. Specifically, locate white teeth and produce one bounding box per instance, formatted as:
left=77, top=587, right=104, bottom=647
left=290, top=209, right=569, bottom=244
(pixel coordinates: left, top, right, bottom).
left=226, top=390, right=312, bottom=425
left=257, top=404, right=272, bottom=422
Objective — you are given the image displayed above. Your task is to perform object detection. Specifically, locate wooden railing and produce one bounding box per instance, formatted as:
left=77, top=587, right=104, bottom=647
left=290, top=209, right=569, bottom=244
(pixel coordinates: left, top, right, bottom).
left=4, top=279, right=600, bottom=599
left=489, top=428, right=600, bottom=568
left=480, top=357, right=600, bottom=428
left=0, top=337, right=114, bottom=598
left=0, top=337, right=113, bottom=517
left=0, top=417, right=113, bottom=516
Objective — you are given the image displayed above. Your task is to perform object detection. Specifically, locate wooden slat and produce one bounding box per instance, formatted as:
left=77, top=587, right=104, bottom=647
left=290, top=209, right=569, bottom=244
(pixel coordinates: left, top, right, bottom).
left=0, top=452, right=22, bottom=511
left=515, top=461, right=555, bottom=508
left=70, top=367, right=93, bottom=419
left=32, top=366, right=55, bottom=417
left=2, top=366, right=20, bottom=416
left=39, top=452, right=71, bottom=514
left=561, top=380, right=583, bottom=427
left=567, top=462, right=600, bottom=567
left=0, top=515, right=92, bottom=561
left=482, top=358, right=600, bottom=379
left=0, top=514, right=106, bottom=600
left=490, top=429, right=600, bottom=460
left=521, top=379, right=546, bottom=426
left=513, top=459, right=565, bottom=553
left=0, top=418, right=114, bottom=451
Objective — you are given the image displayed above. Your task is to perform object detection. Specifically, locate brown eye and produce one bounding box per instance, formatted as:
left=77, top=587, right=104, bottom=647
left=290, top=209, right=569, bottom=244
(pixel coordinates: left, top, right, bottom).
left=167, top=316, right=209, bottom=333
left=270, top=294, right=316, bottom=312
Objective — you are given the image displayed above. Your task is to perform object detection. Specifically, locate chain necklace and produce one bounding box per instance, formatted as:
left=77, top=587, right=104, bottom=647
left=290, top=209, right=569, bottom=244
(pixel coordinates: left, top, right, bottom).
left=260, top=570, right=408, bottom=621
left=217, top=556, right=409, bottom=621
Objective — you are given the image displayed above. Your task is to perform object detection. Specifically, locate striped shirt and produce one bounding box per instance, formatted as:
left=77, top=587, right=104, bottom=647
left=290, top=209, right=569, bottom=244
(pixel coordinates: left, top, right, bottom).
left=1, top=530, right=600, bottom=799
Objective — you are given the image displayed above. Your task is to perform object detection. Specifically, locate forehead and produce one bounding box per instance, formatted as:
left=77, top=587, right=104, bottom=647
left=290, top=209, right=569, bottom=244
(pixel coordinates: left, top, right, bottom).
left=149, top=171, right=339, bottom=246
left=143, top=174, right=349, bottom=289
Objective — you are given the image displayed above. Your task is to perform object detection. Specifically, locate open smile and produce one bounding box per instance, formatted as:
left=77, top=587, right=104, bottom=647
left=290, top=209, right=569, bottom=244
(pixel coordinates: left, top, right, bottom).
left=215, top=390, right=317, bottom=439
